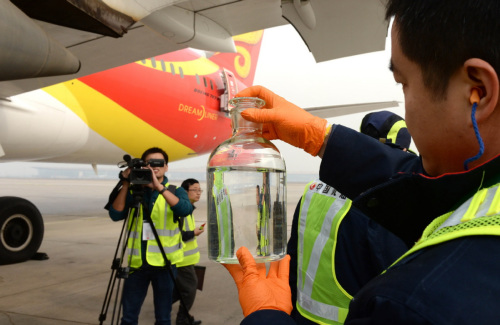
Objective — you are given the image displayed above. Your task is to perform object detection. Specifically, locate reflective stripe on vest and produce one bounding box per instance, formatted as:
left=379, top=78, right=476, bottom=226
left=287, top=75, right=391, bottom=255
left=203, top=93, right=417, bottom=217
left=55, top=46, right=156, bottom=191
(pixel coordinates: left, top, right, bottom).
left=390, top=183, right=500, bottom=268
left=127, top=184, right=183, bottom=267
left=176, top=213, right=201, bottom=267
left=297, top=180, right=352, bottom=325
left=213, top=175, right=233, bottom=259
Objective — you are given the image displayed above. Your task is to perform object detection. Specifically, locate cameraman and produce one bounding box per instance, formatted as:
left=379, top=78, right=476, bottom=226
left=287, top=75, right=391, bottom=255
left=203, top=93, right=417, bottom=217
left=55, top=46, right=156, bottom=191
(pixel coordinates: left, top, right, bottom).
left=108, top=147, right=193, bottom=325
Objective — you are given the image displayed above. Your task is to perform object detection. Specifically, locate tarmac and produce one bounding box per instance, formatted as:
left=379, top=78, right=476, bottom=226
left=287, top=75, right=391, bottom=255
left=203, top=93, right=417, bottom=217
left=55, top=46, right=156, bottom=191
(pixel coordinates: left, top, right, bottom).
left=0, top=178, right=309, bottom=325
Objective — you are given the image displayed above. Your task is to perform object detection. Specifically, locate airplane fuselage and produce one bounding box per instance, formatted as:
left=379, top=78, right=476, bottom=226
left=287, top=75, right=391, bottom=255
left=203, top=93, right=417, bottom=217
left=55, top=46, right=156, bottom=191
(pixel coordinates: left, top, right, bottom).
left=0, top=49, right=246, bottom=165
left=0, top=31, right=263, bottom=264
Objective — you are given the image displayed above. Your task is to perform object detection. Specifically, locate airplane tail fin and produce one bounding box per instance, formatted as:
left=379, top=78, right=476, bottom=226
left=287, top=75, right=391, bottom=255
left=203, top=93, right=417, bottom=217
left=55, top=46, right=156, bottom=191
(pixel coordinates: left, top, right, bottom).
left=209, top=30, right=264, bottom=87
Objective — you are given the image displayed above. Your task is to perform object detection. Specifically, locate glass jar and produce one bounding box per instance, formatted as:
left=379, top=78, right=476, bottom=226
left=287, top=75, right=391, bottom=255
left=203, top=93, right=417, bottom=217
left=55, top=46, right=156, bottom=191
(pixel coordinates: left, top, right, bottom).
left=206, top=97, right=287, bottom=263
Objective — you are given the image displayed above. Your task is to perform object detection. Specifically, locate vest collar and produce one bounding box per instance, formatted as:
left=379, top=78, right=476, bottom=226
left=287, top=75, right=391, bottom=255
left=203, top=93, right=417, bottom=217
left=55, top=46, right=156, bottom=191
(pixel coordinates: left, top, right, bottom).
left=354, top=154, right=500, bottom=247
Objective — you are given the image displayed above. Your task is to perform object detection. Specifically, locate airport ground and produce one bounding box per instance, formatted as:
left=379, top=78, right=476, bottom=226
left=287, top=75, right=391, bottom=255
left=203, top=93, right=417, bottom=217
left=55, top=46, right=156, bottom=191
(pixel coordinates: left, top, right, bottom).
left=0, top=178, right=308, bottom=325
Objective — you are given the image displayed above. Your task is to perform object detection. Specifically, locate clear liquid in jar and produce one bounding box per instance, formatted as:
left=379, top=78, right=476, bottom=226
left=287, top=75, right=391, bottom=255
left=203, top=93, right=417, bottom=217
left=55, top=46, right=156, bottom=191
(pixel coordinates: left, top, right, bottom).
left=207, top=166, right=286, bottom=263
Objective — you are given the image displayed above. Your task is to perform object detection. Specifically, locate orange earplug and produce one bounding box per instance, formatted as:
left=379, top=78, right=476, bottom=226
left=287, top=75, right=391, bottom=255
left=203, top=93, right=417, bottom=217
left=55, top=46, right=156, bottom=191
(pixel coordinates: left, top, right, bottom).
left=470, top=88, right=483, bottom=104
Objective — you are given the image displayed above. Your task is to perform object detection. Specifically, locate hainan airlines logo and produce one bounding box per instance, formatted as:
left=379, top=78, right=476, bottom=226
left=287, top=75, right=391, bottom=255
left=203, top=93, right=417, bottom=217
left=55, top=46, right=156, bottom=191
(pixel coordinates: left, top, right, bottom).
left=232, top=30, right=263, bottom=80
left=309, top=183, right=317, bottom=190
left=178, top=103, right=218, bottom=121
left=234, top=45, right=251, bottom=79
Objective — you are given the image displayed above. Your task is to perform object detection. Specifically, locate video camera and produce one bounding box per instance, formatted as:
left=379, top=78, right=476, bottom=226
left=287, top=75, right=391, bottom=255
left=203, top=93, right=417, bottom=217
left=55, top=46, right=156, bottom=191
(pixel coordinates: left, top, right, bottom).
left=121, top=154, right=165, bottom=185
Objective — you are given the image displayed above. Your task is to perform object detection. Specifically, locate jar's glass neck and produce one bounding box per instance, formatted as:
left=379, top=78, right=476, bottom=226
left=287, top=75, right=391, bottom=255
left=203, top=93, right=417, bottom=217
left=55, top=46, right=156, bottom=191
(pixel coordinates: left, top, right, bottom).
left=229, top=97, right=265, bottom=135
left=231, top=107, right=262, bottom=134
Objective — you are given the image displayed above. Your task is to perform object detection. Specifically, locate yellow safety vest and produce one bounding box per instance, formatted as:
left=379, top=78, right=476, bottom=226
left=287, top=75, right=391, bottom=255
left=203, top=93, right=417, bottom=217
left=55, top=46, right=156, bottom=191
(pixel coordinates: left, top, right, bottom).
left=176, top=213, right=201, bottom=267
left=296, top=180, right=353, bottom=325
left=127, top=184, right=183, bottom=267
left=390, top=183, right=500, bottom=268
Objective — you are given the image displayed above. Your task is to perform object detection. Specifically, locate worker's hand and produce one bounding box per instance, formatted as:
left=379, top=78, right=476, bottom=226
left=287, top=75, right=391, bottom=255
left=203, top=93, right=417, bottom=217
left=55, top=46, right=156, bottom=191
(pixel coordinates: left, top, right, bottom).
left=223, top=246, right=292, bottom=317
left=119, top=168, right=131, bottom=183
left=236, top=86, right=327, bottom=156
left=145, top=165, right=162, bottom=191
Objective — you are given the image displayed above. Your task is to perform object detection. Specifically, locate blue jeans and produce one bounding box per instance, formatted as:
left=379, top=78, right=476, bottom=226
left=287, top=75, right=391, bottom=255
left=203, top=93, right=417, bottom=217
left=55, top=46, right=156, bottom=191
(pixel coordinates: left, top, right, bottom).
left=121, top=266, right=177, bottom=325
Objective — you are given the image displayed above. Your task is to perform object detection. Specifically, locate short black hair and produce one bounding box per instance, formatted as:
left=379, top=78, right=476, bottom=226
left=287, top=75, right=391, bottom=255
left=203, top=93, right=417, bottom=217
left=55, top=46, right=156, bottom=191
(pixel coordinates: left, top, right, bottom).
left=141, top=147, right=169, bottom=164
left=181, top=178, right=199, bottom=191
left=386, top=0, right=500, bottom=99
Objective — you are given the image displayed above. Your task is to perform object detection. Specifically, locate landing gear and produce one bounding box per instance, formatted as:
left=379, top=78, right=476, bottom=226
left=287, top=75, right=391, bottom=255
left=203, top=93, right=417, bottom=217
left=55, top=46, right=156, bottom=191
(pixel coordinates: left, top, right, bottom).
left=0, top=197, right=44, bottom=264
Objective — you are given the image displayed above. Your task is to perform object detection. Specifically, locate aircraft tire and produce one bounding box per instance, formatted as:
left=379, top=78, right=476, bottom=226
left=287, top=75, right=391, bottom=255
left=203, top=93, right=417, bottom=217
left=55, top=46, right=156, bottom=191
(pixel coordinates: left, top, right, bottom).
left=0, top=197, right=44, bottom=264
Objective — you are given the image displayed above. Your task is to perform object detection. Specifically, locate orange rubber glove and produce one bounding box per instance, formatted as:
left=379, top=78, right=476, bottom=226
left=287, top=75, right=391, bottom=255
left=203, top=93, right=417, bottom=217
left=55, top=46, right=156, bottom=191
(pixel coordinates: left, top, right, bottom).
left=236, top=85, right=328, bottom=156
left=223, top=247, right=292, bottom=317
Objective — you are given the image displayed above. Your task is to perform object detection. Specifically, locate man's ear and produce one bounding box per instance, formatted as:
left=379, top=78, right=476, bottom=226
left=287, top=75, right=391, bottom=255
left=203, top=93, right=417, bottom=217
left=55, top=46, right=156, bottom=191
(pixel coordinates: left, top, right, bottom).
left=464, top=58, right=499, bottom=123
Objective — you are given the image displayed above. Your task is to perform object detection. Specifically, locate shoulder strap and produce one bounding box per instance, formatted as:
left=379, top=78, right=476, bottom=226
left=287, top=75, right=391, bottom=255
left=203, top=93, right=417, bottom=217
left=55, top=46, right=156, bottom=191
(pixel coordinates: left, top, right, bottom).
left=166, top=184, right=184, bottom=224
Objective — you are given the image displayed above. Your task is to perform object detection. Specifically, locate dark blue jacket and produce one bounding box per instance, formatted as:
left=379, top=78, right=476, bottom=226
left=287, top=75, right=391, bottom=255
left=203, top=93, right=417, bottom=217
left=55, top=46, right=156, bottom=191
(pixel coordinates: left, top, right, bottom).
left=243, top=124, right=422, bottom=324
left=242, top=125, right=500, bottom=324
left=344, top=151, right=500, bottom=324
left=289, top=125, right=420, bottom=324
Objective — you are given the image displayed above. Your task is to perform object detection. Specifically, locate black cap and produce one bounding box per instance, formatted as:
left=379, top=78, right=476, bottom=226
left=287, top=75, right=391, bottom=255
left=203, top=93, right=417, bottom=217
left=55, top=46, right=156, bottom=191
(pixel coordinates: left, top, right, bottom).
left=360, top=111, right=411, bottom=150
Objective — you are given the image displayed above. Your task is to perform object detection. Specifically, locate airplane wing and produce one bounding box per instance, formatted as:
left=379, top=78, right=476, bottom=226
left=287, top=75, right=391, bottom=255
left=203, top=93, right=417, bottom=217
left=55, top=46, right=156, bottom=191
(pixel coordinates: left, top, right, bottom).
left=282, top=0, right=389, bottom=63
left=305, top=101, right=400, bottom=118
left=0, top=0, right=389, bottom=98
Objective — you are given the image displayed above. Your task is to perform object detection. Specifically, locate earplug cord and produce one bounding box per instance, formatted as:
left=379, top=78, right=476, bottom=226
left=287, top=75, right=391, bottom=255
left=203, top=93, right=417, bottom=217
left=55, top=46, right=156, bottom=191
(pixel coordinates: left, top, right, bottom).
left=463, top=102, right=485, bottom=170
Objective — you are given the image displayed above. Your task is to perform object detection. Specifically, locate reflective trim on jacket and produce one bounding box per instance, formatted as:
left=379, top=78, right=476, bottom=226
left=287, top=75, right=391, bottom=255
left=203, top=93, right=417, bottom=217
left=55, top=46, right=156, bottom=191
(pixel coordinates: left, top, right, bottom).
left=390, top=183, right=500, bottom=268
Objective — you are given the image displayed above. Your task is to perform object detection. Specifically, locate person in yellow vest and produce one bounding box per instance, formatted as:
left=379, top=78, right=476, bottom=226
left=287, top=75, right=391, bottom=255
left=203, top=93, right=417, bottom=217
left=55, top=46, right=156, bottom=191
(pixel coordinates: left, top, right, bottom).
left=108, top=147, right=193, bottom=325
left=172, top=178, right=204, bottom=325
left=223, top=1, right=500, bottom=324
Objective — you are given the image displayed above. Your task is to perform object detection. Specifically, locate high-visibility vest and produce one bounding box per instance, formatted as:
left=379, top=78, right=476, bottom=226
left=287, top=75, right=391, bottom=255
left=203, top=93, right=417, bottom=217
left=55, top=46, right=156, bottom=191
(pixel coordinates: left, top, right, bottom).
left=176, top=213, right=201, bottom=267
left=212, top=172, right=233, bottom=259
left=127, top=183, right=183, bottom=267
left=389, top=183, right=500, bottom=268
left=296, top=180, right=353, bottom=325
